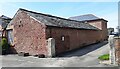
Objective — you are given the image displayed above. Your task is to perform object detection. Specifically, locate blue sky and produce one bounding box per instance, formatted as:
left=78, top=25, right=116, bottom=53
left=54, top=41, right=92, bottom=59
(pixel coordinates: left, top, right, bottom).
left=0, top=2, right=118, bottom=31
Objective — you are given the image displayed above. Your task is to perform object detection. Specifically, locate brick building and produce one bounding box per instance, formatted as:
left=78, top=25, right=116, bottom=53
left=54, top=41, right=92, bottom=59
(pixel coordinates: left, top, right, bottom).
left=0, top=15, right=11, bottom=42
left=69, top=14, right=108, bottom=41
left=7, top=8, right=108, bottom=56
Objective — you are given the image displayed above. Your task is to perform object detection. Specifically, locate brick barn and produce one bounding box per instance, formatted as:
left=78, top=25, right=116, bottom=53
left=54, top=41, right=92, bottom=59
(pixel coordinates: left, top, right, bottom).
left=7, top=8, right=108, bottom=57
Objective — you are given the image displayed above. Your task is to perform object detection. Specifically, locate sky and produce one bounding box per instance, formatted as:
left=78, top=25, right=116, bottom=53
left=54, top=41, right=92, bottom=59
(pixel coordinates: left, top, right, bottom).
left=0, top=2, right=119, bottom=31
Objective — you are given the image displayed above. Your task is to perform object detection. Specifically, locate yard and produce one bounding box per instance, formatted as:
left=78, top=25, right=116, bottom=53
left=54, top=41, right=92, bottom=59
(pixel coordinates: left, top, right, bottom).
left=1, top=41, right=115, bottom=67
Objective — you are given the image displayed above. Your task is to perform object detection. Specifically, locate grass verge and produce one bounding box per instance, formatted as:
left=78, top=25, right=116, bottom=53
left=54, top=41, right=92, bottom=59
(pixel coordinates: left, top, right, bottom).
left=98, top=54, right=109, bottom=60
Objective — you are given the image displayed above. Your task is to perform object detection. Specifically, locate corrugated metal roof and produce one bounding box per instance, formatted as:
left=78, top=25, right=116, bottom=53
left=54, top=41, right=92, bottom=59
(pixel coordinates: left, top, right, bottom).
left=69, top=14, right=100, bottom=21
left=19, top=9, right=99, bottom=30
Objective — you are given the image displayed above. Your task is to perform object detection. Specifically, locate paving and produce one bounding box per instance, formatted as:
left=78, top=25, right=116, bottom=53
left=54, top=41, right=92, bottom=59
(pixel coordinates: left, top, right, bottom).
left=0, top=41, right=116, bottom=67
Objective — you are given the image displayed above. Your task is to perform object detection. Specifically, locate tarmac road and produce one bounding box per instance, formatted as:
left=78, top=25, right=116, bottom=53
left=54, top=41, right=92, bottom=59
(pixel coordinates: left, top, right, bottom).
left=1, top=40, right=116, bottom=67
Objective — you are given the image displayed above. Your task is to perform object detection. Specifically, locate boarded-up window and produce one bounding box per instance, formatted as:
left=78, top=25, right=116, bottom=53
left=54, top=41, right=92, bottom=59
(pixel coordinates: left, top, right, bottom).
left=7, top=30, right=13, bottom=44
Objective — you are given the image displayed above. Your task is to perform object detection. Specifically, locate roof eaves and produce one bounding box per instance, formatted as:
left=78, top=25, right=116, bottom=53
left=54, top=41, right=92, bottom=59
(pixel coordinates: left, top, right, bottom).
left=47, top=25, right=99, bottom=31
left=84, top=18, right=108, bottom=22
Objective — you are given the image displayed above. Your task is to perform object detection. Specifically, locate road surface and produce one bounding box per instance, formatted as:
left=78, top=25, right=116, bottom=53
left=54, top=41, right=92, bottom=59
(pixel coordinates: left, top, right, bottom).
left=1, top=41, right=115, bottom=67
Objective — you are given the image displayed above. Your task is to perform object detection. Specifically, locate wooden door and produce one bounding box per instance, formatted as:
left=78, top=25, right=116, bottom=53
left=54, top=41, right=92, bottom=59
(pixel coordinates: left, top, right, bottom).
left=64, top=35, right=70, bottom=51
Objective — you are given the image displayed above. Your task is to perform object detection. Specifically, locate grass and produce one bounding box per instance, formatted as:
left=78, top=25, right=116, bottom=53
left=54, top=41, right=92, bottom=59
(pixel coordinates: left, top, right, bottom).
left=98, top=54, right=109, bottom=60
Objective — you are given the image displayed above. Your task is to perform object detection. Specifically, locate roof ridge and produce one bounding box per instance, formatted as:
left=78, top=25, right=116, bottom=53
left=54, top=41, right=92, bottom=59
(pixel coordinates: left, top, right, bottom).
left=19, top=8, right=85, bottom=23
left=69, top=14, right=100, bottom=19
left=0, top=15, right=12, bottom=19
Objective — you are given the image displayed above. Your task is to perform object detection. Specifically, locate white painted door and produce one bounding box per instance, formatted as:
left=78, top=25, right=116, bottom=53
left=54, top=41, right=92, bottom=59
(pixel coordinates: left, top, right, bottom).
left=7, top=30, right=13, bottom=44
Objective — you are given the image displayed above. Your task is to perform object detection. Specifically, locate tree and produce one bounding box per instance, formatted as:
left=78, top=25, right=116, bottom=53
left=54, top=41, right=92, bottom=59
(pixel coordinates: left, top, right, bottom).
left=0, top=38, right=9, bottom=55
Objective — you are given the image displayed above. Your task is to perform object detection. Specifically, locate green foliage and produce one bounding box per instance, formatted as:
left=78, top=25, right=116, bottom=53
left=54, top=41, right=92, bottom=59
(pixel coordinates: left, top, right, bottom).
left=0, top=38, right=9, bottom=52
left=98, top=54, right=109, bottom=60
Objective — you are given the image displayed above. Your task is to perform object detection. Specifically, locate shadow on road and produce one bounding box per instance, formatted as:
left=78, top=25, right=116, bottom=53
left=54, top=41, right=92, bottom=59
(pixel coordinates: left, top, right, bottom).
left=57, top=41, right=108, bottom=57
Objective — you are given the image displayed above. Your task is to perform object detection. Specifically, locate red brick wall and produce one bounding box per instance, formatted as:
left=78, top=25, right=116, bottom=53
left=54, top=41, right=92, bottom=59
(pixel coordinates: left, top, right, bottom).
left=88, top=21, right=102, bottom=30
left=88, top=20, right=108, bottom=40
left=46, top=27, right=104, bottom=54
left=9, top=10, right=108, bottom=56
left=101, top=20, right=108, bottom=40
left=10, top=11, right=48, bottom=55
left=114, top=38, right=120, bottom=64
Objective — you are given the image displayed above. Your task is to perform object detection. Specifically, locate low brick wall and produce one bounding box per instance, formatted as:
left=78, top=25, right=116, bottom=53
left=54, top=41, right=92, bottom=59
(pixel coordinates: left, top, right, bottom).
left=114, top=37, right=120, bottom=65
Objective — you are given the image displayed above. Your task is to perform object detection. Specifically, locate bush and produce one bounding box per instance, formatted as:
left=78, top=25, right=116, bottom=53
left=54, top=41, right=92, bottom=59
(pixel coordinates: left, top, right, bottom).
left=98, top=54, right=109, bottom=60
left=0, top=38, right=9, bottom=54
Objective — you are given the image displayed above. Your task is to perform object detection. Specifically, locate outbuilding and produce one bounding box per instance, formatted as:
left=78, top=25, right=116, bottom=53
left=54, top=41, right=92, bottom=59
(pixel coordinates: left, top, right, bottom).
left=7, top=8, right=108, bottom=57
